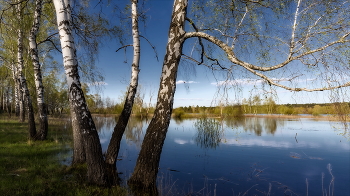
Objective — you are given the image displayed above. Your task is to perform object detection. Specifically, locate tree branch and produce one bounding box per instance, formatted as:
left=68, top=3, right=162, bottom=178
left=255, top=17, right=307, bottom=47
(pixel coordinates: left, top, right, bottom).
left=290, top=0, right=302, bottom=55
left=37, top=35, right=62, bottom=53
left=139, top=35, right=159, bottom=61
left=115, top=45, right=133, bottom=53
left=186, top=17, right=204, bottom=64
left=184, top=31, right=350, bottom=92
left=184, top=31, right=349, bottom=72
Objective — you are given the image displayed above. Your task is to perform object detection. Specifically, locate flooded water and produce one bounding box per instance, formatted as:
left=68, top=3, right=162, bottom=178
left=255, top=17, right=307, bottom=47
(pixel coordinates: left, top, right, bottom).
left=95, top=116, right=350, bottom=195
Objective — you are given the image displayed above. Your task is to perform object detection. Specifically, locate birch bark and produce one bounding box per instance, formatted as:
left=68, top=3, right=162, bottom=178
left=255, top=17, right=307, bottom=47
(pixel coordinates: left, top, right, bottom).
left=11, top=64, right=20, bottom=117
left=17, top=2, right=36, bottom=137
left=53, top=0, right=107, bottom=185
left=105, top=0, right=140, bottom=184
left=128, top=0, right=187, bottom=191
left=29, top=0, right=48, bottom=140
left=71, top=107, right=86, bottom=164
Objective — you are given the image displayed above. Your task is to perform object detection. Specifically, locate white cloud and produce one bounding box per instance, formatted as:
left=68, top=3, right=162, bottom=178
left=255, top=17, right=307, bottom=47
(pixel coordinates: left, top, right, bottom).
left=87, top=81, right=108, bottom=86
left=176, top=80, right=199, bottom=84
left=174, top=139, right=188, bottom=144
left=211, top=79, right=263, bottom=86
left=221, top=138, right=323, bottom=149
left=175, top=98, right=210, bottom=102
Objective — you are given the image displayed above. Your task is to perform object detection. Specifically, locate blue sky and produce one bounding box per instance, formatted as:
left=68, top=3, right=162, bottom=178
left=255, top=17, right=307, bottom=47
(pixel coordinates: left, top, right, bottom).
left=79, top=0, right=342, bottom=108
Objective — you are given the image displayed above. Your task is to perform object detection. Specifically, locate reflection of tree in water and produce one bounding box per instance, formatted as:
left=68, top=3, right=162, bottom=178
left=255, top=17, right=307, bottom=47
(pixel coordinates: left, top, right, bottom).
left=124, top=117, right=145, bottom=148
left=224, top=117, right=245, bottom=129
left=93, top=116, right=116, bottom=132
left=264, top=118, right=277, bottom=135
left=244, top=118, right=263, bottom=136
left=194, top=118, right=223, bottom=149
left=173, top=117, right=184, bottom=125
left=225, top=117, right=284, bottom=136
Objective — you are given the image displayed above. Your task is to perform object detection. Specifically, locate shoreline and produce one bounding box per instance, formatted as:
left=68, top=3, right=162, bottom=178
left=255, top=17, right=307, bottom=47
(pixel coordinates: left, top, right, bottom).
left=59, top=113, right=345, bottom=122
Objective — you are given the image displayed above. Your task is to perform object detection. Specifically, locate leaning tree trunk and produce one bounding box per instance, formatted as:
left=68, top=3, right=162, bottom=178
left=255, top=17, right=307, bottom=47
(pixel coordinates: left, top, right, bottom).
left=105, top=0, right=141, bottom=185
left=29, top=0, right=48, bottom=140
left=17, top=2, right=37, bottom=138
left=128, top=0, right=187, bottom=192
left=53, top=0, right=107, bottom=186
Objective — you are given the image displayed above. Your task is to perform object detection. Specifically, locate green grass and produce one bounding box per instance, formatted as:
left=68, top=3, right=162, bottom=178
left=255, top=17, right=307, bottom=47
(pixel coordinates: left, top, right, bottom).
left=0, top=115, right=127, bottom=196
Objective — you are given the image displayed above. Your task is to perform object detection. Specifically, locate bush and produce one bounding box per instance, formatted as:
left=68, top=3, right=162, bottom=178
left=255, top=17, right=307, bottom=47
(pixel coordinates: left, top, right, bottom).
left=173, top=108, right=185, bottom=118
left=223, top=105, right=244, bottom=117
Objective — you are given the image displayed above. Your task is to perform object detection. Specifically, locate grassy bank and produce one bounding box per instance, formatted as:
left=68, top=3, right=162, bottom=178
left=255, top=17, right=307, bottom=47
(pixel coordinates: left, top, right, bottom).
left=0, top=115, right=127, bottom=196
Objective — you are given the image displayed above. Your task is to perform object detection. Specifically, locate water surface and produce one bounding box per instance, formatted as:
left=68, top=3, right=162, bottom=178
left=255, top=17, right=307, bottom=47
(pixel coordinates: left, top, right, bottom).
left=96, top=116, right=350, bottom=195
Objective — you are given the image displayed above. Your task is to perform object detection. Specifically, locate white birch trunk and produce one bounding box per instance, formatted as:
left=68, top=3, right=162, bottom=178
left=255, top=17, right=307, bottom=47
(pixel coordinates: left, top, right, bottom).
left=29, top=0, right=48, bottom=140
left=11, top=64, right=20, bottom=116
left=128, top=0, right=187, bottom=191
left=53, top=0, right=107, bottom=185
left=105, top=0, right=141, bottom=184
left=17, top=2, right=37, bottom=137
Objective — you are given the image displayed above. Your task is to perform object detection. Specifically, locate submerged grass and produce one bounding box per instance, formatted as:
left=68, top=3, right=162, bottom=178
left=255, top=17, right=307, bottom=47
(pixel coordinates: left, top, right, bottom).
left=0, top=115, right=127, bottom=196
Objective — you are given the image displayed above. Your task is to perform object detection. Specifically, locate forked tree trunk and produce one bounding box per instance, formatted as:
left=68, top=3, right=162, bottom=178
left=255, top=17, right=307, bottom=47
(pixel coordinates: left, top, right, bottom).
left=29, top=0, right=48, bottom=140
left=17, top=2, right=36, bottom=138
left=53, top=0, right=107, bottom=185
left=128, top=0, right=187, bottom=192
left=105, top=0, right=140, bottom=185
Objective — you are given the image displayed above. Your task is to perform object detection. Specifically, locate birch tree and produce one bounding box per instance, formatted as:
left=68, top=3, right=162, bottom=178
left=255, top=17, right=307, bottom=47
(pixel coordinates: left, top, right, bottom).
left=128, top=0, right=187, bottom=191
left=53, top=0, right=107, bottom=185
left=105, top=0, right=141, bottom=184
left=128, top=0, right=350, bottom=191
left=16, top=1, right=37, bottom=138
left=29, top=0, right=48, bottom=140
left=184, top=0, right=350, bottom=93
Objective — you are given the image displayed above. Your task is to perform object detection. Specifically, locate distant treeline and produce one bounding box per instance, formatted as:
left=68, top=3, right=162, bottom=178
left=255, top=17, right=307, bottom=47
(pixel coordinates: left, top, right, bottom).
left=173, top=102, right=350, bottom=118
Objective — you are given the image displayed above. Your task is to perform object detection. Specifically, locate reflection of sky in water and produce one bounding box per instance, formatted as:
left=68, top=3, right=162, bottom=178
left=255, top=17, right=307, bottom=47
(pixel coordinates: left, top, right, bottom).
left=97, top=117, right=350, bottom=195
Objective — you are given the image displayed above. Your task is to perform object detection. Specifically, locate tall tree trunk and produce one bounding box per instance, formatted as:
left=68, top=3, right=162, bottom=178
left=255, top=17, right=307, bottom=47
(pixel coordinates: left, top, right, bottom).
left=105, top=0, right=140, bottom=185
left=7, top=85, right=11, bottom=116
left=19, top=84, right=25, bottom=122
left=2, top=86, right=6, bottom=113
left=12, top=65, right=20, bottom=117
left=128, top=0, right=187, bottom=192
left=53, top=0, right=107, bottom=186
left=71, top=106, right=86, bottom=165
left=4, top=86, right=9, bottom=115
left=29, top=0, right=48, bottom=140
left=17, top=2, right=36, bottom=137
left=0, top=85, right=3, bottom=113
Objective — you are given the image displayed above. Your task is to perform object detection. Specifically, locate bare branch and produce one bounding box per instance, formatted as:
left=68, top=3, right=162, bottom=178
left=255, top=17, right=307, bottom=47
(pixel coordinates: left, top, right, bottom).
left=139, top=35, right=159, bottom=61
left=290, top=0, right=302, bottom=54
left=232, top=5, right=249, bottom=48
left=186, top=17, right=227, bottom=67
left=243, top=64, right=350, bottom=92
left=186, top=17, right=204, bottom=64
left=184, top=31, right=350, bottom=72
left=181, top=54, right=219, bottom=70
left=115, top=44, right=133, bottom=53
left=37, top=32, right=59, bottom=45
left=184, top=31, right=350, bottom=92
left=37, top=33, right=62, bottom=53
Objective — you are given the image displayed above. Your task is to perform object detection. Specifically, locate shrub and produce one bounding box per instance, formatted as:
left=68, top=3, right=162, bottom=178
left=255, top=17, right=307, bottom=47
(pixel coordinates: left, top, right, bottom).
left=173, top=108, right=185, bottom=118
